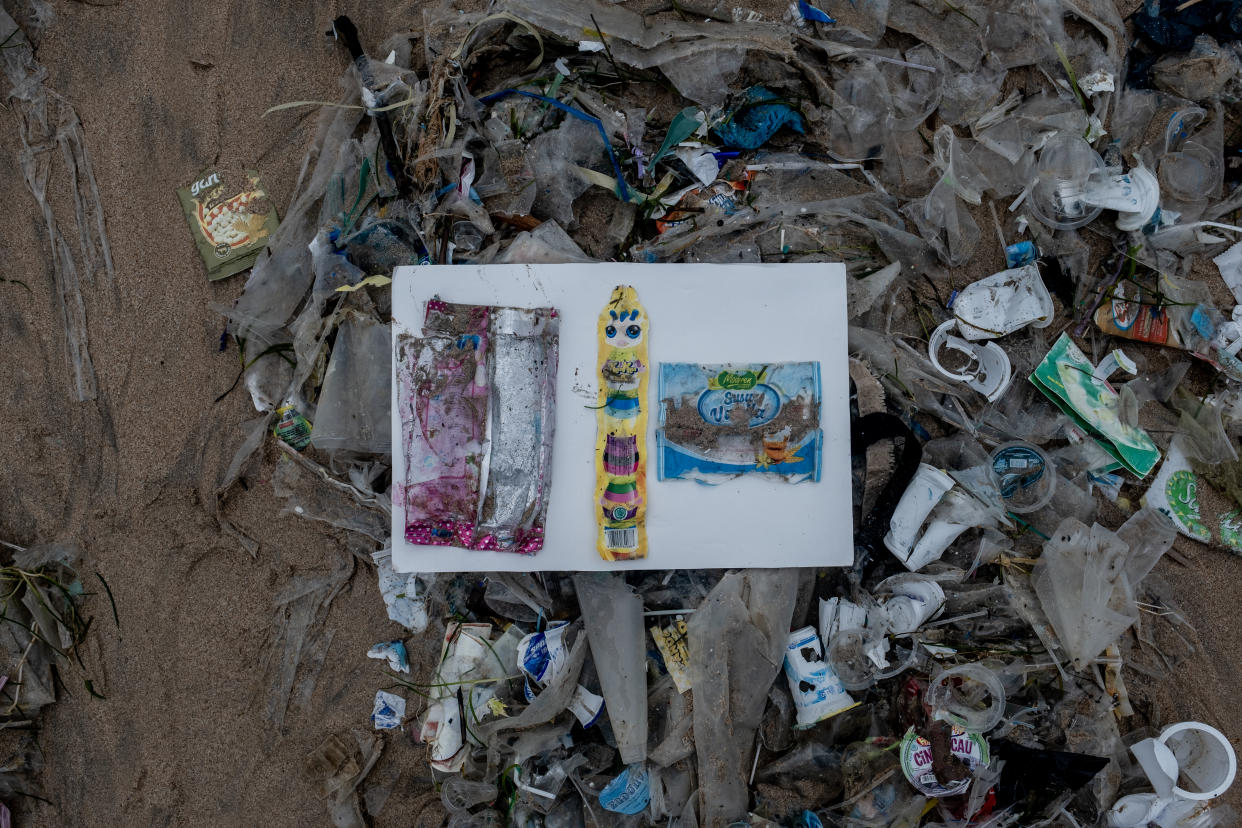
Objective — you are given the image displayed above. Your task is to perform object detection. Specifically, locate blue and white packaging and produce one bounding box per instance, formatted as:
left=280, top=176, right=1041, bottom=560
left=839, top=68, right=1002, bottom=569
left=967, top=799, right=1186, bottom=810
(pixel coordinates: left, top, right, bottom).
left=783, top=626, right=858, bottom=728
left=371, top=690, right=406, bottom=730
left=599, top=764, right=651, bottom=815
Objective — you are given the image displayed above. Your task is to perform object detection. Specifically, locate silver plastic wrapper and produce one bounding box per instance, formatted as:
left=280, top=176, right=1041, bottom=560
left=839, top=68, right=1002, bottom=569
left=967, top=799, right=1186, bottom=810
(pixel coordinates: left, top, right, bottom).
left=476, top=306, right=560, bottom=552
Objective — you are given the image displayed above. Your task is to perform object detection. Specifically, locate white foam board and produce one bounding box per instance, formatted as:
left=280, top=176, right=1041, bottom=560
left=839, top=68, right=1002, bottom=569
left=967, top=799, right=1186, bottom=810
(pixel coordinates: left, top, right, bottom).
left=391, top=262, right=852, bottom=572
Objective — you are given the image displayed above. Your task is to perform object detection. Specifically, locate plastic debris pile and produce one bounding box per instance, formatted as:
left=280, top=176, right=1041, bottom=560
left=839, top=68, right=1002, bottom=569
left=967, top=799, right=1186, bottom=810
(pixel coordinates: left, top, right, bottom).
left=205, top=1, right=1242, bottom=825
left=0, top=539, right=100, bottom=818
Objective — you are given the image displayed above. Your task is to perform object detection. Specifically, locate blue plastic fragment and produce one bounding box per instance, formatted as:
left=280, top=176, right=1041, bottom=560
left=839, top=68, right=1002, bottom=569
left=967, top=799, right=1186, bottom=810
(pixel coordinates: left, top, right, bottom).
left=1005, top=240, right=1039, bottom=269
left=796, top=811, right=826, bottom=828
left=798, top=0, right=836, bottom=24
left=712, top=86, right=806, bottom=151
left=599, top=764, right=650, bottom=814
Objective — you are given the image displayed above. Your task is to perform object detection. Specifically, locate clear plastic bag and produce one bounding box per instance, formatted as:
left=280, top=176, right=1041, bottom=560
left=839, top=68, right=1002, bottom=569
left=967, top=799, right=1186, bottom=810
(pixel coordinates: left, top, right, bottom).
left=311, top=314, right=392, bottom=454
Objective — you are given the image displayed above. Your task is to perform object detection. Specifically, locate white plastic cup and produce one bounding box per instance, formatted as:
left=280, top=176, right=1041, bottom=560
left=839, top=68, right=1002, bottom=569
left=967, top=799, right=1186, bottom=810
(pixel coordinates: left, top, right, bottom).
left=783, top=626, right=858, bottom=728
left=1132, top=736, right=1180, bottom=800
left=1160, top=721, right=1237, bottom=801
left=1030, top=134, right=1106, bottom=230
left=927, top=321, right=1013, bottom=402
left=1082, top=166, right=1160, bottom=232
left=878, top=575, right=946, bottom=634
left=926, top=662, right=1006, bottom=732
left=420, top=697, right=466, bottom=769
left=884, top=464, right=955, bottom=560
left=1108, top=793, right=1164, bottom=827
left=953, top=264, right=1055, bottom=341
left=818, top=597, right=869, bottom=646
left=905, top=519, right=971, bottom=571
left=568, top=684, right=604, bottom=728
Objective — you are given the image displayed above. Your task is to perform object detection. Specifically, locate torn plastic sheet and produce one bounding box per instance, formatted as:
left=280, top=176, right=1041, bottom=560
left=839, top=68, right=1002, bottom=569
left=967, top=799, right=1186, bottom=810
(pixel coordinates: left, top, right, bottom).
left=1, top=9, right=114, bottom=402
left=260, top=553, right=353, bottom=730
left=366, top=640, right=409, bottom=674
left=398, top=300, right=559, bottom=553
left=479, top=89, right=630, bottom=203
left=506, top=0, right=805, bottom=72
left=213, top=80, right=367, bottom=343
left=213, top=413, right=273, bottom=557
left=712, top=86, right=806, bottom=150
left=951, top=264, right=1054, bottom=340
left=371, top=690, right=406, bottom=729
left=478, top=633, right=587, bottom=768
left=303, top=731, right=384, bottom=828
left=1032, top=519, right=1137, bottom=671
left=311, top=314, right=392, bottom=454
left=371, top=546, right=429, bottom=633
left=575, top=574, right=647, bottom=764
left=271, top=444, right=389, bottom=542
left=1213, top=241, right=1242, bottom=305
left=688, top=569, right=797, bottom=825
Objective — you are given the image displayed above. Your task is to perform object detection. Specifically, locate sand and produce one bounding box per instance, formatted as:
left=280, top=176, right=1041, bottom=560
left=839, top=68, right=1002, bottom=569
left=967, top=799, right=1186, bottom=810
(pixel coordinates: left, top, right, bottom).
left=0, top=0, right=1240, bottom=825
left=0, top=2, right=444, bottom=824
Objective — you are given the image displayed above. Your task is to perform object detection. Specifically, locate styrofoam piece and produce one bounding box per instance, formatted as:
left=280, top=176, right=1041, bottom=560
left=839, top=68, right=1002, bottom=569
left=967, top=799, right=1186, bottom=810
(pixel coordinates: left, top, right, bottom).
left=1160, top=721, right=1237, bottom=801
left=952, top=265, right=1055, bottom=340
left=928, top=320, right=1013, bottom=402
left=884, top=463, right=955, bottom=560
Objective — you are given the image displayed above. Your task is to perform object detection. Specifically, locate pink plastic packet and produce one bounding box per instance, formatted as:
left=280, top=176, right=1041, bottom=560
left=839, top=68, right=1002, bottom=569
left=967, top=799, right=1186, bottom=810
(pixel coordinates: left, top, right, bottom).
left=398, top=299, right=559, bottom=553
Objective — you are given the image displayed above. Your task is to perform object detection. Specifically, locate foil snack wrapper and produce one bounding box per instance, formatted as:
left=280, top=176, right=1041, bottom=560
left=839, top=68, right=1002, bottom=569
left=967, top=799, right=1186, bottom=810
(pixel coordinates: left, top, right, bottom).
left=399, top=300, right=559, bottom=553
left=476, top=306, right=560, bottom=552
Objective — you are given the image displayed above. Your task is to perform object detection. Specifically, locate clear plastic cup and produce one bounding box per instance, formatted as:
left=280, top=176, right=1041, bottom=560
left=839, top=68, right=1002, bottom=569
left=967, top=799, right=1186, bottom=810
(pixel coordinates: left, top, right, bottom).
left=1029, top=134, right=1106, bottom=230
left=1160, top=142, right=1221, bottom=204
left=989, top=441, right=1055, bottom=514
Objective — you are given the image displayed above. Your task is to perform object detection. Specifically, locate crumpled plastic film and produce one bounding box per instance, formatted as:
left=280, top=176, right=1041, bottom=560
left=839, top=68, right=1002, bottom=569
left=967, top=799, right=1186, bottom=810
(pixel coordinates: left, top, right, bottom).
left=687, top=569, right=798, bottom=824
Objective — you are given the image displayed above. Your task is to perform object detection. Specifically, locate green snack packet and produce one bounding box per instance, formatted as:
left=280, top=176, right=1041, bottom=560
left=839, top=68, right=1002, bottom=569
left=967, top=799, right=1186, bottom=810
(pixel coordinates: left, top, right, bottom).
left=177, top=168, right=279, bottom=281
left=1029, top=333, right=1161, bottom=478
left=274, top=403, right=312, bottom=451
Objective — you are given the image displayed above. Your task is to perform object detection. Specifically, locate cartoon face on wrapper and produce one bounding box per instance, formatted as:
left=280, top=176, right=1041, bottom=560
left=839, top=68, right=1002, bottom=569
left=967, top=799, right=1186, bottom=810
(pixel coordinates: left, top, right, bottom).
left=605, top=308, right=644, bottom=348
